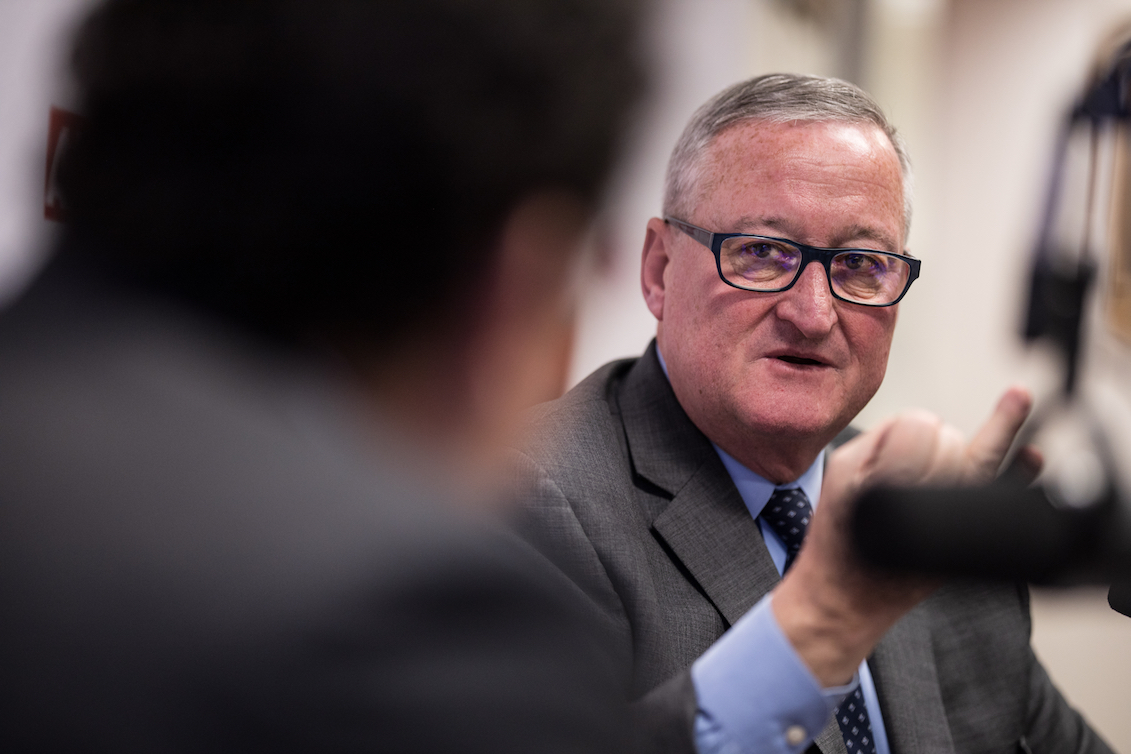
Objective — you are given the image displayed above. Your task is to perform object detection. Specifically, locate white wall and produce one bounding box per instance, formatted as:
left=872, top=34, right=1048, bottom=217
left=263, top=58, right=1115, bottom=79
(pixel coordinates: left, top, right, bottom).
left=567, top=0, right=759, bottom=383
left=0, top=0, right=94, bottom=300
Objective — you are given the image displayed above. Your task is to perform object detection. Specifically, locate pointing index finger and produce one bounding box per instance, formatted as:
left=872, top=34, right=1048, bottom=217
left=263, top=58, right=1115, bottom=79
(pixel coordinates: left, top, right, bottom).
left=964, top=386, right=1033, bottom=483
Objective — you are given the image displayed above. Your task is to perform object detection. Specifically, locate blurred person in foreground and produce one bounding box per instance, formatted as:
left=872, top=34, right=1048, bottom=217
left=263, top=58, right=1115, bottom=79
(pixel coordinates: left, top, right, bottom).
left=0, top=0, right=647, bottom=750
left=514, top=74, right=1111, bottom=754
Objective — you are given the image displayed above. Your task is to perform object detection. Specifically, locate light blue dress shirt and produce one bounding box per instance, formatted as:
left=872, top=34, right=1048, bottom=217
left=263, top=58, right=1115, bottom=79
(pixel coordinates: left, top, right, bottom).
left=697, top=446, right=892, bottom=754
left=652, top=349, right=890, bottom=754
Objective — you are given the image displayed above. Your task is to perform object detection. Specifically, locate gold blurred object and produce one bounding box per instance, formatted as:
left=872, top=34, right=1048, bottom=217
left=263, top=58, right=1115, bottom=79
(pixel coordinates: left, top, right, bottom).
left=773, top=0, right=839, bottom=25
left=1110, top=127, right=1131, bottom=343
left=1099, top=22, right=1131, bottom=342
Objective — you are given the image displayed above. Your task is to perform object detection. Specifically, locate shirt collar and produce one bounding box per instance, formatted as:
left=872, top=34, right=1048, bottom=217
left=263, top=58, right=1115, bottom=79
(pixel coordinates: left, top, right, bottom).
left=655, top=345, right=825, bottom=519
left=714, top=443, right=824, bottom=519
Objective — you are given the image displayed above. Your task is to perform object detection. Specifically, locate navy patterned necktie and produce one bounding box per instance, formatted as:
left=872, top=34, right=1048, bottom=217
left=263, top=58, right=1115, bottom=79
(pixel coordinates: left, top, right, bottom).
left=761, top=487, right=878, bottom=754
left=759, top=487, right=812, bottom=574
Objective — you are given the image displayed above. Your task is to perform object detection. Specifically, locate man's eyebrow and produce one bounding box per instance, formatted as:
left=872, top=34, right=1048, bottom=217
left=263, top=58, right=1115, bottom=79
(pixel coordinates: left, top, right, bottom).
left=732, top=216, right=801, bottom=238
left=833, top=224, right=898, bottom=251
left=732, top=216, right=898, bottom=251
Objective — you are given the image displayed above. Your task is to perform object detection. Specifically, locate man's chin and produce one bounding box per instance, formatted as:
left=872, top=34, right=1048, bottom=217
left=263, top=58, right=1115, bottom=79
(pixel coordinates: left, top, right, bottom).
left=734, top=400, right=856, bottom=448
left=714, top=409, right=847, bottom=483
left=738, top=370, right=873, bottom=443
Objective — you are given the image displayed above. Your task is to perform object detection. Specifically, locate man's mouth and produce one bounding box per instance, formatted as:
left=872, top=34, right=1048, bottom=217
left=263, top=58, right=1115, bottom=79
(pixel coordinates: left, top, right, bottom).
left=776, top=355, right=824, bottom=366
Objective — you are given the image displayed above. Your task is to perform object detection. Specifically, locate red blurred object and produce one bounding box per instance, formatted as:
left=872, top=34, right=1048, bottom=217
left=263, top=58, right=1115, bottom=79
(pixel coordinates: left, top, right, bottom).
left=44, top=107, right=84, bottom=222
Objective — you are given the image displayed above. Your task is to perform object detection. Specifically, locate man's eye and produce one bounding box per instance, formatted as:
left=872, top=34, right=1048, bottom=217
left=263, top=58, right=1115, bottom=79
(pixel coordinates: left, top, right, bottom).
left=743, top=243, right=775, bottom=258
left=739, top=242, right=793, bottom=261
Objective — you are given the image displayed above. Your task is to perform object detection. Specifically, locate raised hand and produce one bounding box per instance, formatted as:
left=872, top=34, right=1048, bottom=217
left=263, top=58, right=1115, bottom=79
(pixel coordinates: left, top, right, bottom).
left=772, top=386, right=1036, bottom=687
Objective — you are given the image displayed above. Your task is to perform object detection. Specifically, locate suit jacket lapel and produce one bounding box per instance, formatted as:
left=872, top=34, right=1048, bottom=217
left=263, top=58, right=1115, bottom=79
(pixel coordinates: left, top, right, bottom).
left=617, top=345, right=955, bottom=754
left=617, top=343, right=781, bottom=626
left=870, top=606, right=954, bottom=754
left=652, top=461, right=782, bottom=626
left=620, top=347, right=849, bottom=754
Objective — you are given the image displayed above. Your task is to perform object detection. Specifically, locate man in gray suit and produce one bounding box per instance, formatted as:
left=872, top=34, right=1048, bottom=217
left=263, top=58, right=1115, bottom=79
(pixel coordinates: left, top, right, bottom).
left=515, top=74, right=1112, bottom=754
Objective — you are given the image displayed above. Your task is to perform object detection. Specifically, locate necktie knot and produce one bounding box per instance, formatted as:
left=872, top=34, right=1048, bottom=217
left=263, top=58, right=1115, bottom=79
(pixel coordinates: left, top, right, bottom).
left=760, top=487, right=813, bottom=574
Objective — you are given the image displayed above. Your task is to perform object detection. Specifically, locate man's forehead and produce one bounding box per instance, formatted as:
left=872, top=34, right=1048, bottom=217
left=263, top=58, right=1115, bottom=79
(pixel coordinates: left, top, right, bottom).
left=715, top=115, right=891, bottom=147
left=689, top=119, right=904, bottom=249
left=701, top=119, right=898, bottom=180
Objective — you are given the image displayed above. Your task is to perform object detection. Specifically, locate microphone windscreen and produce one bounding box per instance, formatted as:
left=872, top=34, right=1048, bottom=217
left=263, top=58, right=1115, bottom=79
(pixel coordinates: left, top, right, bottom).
left=851, top=480, right=1120, bottom=584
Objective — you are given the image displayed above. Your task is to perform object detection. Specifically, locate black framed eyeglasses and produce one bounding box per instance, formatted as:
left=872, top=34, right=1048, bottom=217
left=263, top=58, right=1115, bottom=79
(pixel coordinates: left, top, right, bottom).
left=664, top=216, right=921, bottom=307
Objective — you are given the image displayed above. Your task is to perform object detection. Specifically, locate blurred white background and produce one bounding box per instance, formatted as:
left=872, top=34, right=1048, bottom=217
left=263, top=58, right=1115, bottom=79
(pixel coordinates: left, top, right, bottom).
left=2, top=0, right=1130, bottom=748
left=584, top=1, right=1131, bottom=748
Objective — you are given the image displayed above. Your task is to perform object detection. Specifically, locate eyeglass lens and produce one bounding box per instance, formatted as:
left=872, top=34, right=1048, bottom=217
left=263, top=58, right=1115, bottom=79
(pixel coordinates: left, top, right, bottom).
left=719, top=237, right=911, bottom=305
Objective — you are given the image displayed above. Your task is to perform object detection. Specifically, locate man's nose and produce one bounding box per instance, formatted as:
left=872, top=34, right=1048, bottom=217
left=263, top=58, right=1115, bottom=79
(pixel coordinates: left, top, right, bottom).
left=775, top=261, right=837, bottom=338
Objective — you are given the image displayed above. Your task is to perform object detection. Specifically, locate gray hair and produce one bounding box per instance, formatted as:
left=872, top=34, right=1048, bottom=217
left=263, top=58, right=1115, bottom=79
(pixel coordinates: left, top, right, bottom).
left=663, top=73, right=914, bottom=240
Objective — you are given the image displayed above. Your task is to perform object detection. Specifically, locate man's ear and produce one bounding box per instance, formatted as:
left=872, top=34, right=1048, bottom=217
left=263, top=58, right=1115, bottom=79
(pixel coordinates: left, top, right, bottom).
left=640, top=216, right=671, bottom=322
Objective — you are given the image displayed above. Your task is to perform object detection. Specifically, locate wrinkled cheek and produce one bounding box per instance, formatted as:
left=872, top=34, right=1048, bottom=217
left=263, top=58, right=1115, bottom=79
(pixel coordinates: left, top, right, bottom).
left=856, top=341, right=893, bottom=406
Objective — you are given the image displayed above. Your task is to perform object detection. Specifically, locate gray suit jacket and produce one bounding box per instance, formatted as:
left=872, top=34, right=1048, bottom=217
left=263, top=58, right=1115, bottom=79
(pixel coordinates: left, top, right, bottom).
left=0, top=257, right=629, bottom=752
left=514, top=343, right=1111, bottom=754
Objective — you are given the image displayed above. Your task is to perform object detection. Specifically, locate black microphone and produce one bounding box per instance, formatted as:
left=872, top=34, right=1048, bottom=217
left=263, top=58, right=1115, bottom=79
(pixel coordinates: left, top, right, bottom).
left=1110, top=580, right=1131, bottom=618
left=851, top=479, right=1131, bottom=584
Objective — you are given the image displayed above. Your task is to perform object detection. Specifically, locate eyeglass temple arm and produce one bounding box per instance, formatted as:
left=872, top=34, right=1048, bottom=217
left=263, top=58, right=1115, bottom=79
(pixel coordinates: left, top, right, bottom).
left=664, top=216, right=713, bottom=249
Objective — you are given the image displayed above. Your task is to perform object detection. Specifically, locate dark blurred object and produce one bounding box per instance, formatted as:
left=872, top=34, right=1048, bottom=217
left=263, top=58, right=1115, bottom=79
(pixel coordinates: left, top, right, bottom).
left=43, top=107, right=84, bottom=222
left=0, top=0, right=648, bottom=751
left=0, top=276, right=630, bottom=749
left=853, top=28, right=1131, bottom=597
left=1110, top=580, right=1131, bottom=616
left=59, top=0, right=643, bottom=348
left=1021, top=29, right=1131, bottom=395
left=854, top=478, right=1131, bottom=584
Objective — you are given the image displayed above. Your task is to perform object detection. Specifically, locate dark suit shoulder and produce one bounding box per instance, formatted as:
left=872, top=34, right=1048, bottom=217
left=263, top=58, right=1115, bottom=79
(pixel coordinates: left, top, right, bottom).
left=511, top=355, right=644, bottom=628
left=518, top=356, right=652, bottom=527
left=512, top=352, right=701, bottom=751
left=0, top=267, right=631, bottom=753
left=523, top=357, right=635, bottom=460
left=511, top=348, right=736, bottom=698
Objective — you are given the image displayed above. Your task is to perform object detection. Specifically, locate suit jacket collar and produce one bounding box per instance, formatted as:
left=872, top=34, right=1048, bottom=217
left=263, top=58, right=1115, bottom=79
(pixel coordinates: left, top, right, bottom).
left=615, top=341, right=712, bottom=496
left=616, top=342, right=780, bottom=627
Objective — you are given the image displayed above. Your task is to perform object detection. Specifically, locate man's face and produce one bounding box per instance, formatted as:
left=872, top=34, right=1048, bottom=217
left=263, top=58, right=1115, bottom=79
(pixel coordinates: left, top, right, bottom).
left=646, top=119, right=905, bottom=481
